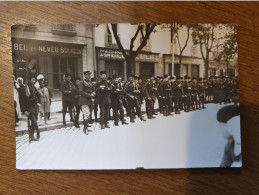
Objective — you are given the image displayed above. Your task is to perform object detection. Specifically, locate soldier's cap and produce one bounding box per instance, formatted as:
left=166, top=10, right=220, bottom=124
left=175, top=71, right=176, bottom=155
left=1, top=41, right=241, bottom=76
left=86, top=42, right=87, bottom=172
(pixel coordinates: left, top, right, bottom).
left=192, top=77, right=196, bottom=80
left=214, top=75, right=218, bottom=79
left=112, top=74, right=117, bottom=80
left=107, top=77, right=112, bottom=81
left=176, top=76, right=181, bottom=80
left=75, top=77, right=81, bottom=81
left=171, top=76, right=176, bottom=80
left=164, top=74, right=169, bottom=78
left=138, top=76, right=142, bottom=80
left=65, top=73, right=71, bottom=78
left=184, top=75, right=188, bottom=80
left=134, top=75, right=139, bottom=79
left=100, top=70, right=106, bottom=75
left=37, top=74, right=44, bottom=80
left=84, top=71, right=91, bottom=75
left=128, top=73, right=134, bottom=78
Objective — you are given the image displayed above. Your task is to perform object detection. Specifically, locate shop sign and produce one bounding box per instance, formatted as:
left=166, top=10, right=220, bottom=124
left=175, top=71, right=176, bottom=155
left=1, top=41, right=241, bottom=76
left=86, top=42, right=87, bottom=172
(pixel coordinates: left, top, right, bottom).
left=97, top=48, right=124, bottom=59
left=136, top=53, right=159, bottom=61
left=12, top=41, right=82, bottom=55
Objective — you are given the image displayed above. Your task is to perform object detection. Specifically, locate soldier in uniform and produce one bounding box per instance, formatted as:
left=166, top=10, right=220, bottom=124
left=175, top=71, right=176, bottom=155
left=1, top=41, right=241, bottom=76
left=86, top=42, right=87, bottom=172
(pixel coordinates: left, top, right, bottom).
left=61, top=73, right=75, bottom=125
left=124, top=74, right=140, bottom=123
left=191, top=77, right=199, bottom=110
left=78, top=71, right=95, bottom=134
left=73, top=77, right=81, bottom=128
left=197, top=78, right=206, bottom=109
left=172, top=76, right=183, bottom=114
left=24, top=77, right=41, bottom=141
left=96, top=71, right=112, bottom=129
left=159, top=75, right=172, bottom=116
left=142, top=74, right=155, bottom=119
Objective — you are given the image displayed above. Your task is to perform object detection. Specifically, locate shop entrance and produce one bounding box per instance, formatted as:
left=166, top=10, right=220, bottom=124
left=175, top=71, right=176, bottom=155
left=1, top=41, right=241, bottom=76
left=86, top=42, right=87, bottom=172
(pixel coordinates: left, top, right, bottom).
left=191, top=64, right=199, bottom=78
left=105, top=60, right=124, bottom=78
left=140, top=62, right=154, bottom=81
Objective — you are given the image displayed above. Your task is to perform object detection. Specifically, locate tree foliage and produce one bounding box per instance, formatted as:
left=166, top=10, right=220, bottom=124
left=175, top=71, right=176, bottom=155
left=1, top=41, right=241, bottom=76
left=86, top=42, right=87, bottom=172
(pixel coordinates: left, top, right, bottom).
left=111, top=23, right=156, bottom=75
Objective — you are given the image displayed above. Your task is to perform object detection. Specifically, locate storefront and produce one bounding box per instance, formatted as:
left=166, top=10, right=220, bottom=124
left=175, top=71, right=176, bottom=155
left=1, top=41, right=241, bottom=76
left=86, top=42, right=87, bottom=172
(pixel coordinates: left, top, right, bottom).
left=135, top=52, right=160, bottom=81
left=12, top=38, right=85, bottom=100
left=95, top=47, right=125, bottom=80
left=164, top=54, right=203, bottom=78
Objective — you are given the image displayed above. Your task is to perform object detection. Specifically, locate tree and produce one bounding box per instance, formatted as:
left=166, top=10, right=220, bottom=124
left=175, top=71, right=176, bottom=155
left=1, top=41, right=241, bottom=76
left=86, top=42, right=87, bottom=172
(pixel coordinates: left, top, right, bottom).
left=111, top=23, right=156, bottom=75
left=192, top=24, right=218, bottom=79
left=214, top=24, right=238, bottom=76
left=176, top=24, right=191, bottom=77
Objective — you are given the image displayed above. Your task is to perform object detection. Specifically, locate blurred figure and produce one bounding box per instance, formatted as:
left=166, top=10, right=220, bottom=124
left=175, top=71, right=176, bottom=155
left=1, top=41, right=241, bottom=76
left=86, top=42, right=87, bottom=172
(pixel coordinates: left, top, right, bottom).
left=17, top=77, right=26, bottom=114
left=217, top=104, right=241, bottom=167
left=13, top=75, right=21, bottom=125
left=44, top=79, right=52, bottom=120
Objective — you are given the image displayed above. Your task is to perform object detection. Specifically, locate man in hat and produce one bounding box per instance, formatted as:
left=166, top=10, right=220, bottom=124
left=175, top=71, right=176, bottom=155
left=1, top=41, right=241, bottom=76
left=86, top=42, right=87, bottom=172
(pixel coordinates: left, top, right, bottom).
left=142, top=74, right=156, bottom=119
left=78, top=71, right=95, bottom=134
left=191, top=77, right=199, bottom=110
left=111, top=75, right=128, bottom=126
left=172, top=76, right=182, bottom=114
left=197, top=78, right=206, bottom=109
left=61, top=73, right=75, bottom=125
left=159, top=75, right=172, bottom=116
left=24, top=77, right=41, bottom=141
left=73, top=76, right=81, bottom=128
left=96, top=71, right=112, bottom=129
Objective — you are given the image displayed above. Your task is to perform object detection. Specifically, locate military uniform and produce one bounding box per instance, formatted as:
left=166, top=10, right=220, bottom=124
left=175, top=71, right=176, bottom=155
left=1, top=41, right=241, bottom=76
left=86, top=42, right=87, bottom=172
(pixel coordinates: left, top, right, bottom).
left=25, top=83, right=41, bottom=141
left=172, top=77, right=183, bottom=114
left=78, top=75, right=95, bottom=134
left=96, top=76, right=112, bottom=129
left=111, top=78, right=127, bottom=126
left=159, top=76, right=172, bottom=116
left=61, top=77, right=75, bottom=125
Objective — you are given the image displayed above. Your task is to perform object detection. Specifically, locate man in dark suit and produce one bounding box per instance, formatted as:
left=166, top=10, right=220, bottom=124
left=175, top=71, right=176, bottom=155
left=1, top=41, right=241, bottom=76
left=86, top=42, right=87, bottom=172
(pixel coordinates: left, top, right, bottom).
left=61, top=73, right=75, bottom=125
left=24, top=77, right=41, bottom=141
left=96, top=71, right=112, bottom=129
left=78, top=71, right=95, bottom=134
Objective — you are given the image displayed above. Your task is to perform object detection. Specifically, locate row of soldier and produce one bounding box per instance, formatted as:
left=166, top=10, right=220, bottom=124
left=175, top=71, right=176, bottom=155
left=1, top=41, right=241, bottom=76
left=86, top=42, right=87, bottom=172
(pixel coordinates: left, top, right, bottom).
left=61, top=71, right=239, bottom=135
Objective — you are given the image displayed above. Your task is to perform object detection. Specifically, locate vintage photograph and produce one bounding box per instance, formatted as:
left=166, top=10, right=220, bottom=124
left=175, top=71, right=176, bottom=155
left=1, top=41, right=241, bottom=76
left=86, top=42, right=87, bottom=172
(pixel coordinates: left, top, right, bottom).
left=12, top=23, right=241, bottom=169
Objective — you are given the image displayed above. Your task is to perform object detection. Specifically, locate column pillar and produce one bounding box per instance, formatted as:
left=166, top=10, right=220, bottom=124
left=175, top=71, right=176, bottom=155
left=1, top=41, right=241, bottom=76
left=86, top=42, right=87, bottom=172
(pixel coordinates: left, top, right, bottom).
left=135, top=62, right=140, bottom=76
left=123, top=60, right=127, bottom=81
left=188, top=64, right=191, bottom=77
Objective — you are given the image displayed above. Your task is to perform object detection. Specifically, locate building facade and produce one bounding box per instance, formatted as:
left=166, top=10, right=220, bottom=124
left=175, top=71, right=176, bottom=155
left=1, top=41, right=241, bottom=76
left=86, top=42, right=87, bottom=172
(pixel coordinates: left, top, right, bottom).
left=12, top=24, right=95, bottom=100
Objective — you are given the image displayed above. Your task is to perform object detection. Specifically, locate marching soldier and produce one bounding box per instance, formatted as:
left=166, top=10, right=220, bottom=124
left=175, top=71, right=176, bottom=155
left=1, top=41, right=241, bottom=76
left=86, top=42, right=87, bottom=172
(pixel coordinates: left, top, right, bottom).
left=61, top=73, right=75, bottom=125
left=96, top=71, right=112, bottom=129
left=78, top=71, right=95, bottom=134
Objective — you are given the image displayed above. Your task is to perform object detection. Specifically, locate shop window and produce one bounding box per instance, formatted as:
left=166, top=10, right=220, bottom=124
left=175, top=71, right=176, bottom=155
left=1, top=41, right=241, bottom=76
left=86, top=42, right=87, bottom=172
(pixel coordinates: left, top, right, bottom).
left=209, top=68, right=216, bottom=76
left=52, top=56, right=78, bottom=89
left=191, top=65, right=199, bottom=78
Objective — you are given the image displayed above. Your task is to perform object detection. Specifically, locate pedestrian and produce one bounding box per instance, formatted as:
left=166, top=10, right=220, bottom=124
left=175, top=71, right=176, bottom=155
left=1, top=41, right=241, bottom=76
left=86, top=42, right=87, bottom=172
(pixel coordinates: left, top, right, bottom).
left=78, top=71, right=95, bottom=134
left=44, top=79, right=52, bottom=120
left=61, top=73, right=75, bottom=125
left=13, top=76, right=21, bottom=125
left=37, top=77, right=51, bottom=125
left=24, top=77, right=41, bottom=141
left=96, top=71, right=111, bottom=129
left=17, top=77, right=26, bottom=114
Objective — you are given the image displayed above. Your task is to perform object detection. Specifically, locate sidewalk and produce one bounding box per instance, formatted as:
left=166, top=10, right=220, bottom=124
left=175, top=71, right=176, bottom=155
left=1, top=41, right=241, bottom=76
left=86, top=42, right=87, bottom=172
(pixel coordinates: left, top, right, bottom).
left=16, top=100, right=159, bottom=136
left=16, top=101, right=73, bottom=136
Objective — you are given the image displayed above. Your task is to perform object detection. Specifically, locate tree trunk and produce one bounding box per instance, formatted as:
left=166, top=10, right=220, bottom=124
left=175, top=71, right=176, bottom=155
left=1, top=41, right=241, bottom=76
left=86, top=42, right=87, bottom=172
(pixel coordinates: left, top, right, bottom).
left=205, top=52, right=210, bottom=79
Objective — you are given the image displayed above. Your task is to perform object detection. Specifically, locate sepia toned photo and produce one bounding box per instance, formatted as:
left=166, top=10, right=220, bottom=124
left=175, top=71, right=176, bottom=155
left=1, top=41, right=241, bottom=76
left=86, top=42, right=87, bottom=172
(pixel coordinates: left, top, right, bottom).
left=12, top=23, right=241, bottom=169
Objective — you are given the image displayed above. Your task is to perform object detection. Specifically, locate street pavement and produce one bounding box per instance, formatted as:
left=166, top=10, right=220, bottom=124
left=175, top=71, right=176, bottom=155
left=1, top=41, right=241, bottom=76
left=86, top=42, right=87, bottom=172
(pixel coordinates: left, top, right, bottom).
left=16, top=103, right=241, bottom=170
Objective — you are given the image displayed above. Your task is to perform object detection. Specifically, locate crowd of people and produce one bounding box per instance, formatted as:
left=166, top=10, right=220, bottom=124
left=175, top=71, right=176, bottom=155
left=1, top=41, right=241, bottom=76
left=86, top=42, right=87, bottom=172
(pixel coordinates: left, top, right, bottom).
left=14, top=70, right=239, bottom=142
